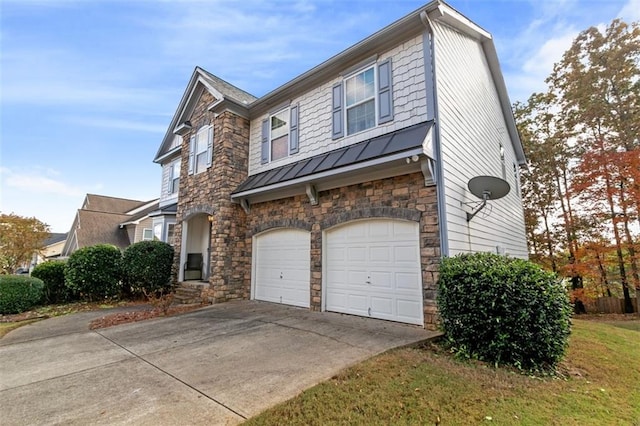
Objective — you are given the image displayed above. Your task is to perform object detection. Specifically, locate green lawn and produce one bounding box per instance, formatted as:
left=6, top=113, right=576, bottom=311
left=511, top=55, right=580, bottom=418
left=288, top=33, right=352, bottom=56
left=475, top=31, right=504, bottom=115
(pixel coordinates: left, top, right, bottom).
left=246, top=319, right=640, bottom=425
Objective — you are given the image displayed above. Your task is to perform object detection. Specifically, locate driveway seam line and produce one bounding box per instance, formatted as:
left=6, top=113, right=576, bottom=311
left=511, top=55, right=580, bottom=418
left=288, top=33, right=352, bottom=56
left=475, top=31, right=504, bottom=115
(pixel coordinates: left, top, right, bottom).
left=255, top=318, right=366, bottom=350
left=92, top=329, right=248, bottom=421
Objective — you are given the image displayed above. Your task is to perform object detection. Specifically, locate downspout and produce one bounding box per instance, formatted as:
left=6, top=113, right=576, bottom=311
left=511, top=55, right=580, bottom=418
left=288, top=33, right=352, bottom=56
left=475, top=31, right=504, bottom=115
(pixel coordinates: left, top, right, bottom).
left=420, top=11, right=449, bottom=257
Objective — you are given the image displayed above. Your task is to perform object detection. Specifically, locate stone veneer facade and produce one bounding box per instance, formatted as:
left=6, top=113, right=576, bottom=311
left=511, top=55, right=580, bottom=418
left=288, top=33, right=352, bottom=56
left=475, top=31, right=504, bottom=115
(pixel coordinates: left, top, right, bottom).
left=172, top=93, right=440, bottom=329
left=244, top=172, right=440, bottom=328
left=172, top=91, right=251, bottom=302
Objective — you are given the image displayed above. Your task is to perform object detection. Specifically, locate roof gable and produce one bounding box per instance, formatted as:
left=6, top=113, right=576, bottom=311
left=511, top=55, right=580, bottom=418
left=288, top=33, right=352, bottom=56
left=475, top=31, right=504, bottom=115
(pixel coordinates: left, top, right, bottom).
left=154, top=67, right=257, bottom=163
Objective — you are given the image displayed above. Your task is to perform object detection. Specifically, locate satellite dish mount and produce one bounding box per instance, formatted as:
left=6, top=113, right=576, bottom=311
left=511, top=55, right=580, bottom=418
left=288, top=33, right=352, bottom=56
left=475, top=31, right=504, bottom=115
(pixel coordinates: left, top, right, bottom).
left=466, top=175, right=510, bottom=222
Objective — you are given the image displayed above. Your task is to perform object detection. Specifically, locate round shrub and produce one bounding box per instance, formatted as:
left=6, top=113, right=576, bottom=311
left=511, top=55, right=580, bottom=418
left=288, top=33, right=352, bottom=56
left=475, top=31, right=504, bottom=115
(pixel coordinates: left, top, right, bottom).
left=122, top=240, right=174, bottom=296
left=31, top=261, right=73, bottom=304
left=0, top=275, right=45, bottom=314
left=437, top=253, right=572, bottom=372
left=64, top=244, right=123, bottom=301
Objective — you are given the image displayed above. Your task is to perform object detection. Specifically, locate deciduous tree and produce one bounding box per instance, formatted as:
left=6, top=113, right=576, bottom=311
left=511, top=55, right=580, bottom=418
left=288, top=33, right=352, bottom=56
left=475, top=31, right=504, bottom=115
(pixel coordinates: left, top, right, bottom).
left=0, top=213, right=50, bottom=274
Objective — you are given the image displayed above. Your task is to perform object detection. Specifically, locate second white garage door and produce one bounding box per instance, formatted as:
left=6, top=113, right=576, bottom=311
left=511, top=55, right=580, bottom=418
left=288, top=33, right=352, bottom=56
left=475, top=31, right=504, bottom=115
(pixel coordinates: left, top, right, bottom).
left=325, top=219, right=423, bottom=325
left=253, top=228, right=310, bottom=308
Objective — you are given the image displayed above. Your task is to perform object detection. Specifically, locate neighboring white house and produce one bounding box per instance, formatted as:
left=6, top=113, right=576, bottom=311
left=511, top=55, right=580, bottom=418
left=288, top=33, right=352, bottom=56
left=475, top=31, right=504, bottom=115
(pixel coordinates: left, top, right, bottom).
left=153, top=0, right=527, bottom=329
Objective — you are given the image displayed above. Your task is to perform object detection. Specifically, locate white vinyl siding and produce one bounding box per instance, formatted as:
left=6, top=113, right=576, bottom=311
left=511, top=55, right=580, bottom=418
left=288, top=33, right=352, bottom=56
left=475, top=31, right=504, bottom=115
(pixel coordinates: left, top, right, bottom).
left=432, top=21, right=527, bottom=258
left=249, top=34, right=427, bottom=176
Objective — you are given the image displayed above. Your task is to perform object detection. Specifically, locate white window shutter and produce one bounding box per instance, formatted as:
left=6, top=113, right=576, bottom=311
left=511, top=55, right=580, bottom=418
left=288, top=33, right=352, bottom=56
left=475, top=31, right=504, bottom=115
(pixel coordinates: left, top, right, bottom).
left=188, top=135, right=195, bottom=175
left=289, top=104, right=299, bottom=154
left=378, top=58, right=394, bottom=124
left=206, top=125, right=213, bottom=168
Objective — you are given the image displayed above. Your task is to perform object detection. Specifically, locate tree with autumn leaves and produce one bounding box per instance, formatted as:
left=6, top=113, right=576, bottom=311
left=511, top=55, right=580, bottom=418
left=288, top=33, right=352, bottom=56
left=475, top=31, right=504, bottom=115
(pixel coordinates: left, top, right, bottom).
left=0, top=213, right=50, bottom=274
left=516, top=19, right=639, bottom=313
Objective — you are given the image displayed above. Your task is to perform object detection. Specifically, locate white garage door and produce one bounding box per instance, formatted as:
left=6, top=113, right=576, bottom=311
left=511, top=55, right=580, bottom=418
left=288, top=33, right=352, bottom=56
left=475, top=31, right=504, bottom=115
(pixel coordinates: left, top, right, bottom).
left=325, top=220, right=423, bottom=325
left=254, top=228, right=310, bottom=308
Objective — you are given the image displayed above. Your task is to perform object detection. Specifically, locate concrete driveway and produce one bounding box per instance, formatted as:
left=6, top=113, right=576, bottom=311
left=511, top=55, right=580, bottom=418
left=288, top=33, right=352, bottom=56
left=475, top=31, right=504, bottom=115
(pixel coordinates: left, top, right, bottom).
left=0, top=300, right=439, bottom=425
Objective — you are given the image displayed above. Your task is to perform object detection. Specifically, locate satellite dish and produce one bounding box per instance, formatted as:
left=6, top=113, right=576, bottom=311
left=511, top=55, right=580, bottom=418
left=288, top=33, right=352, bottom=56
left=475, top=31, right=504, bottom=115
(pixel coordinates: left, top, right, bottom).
left=466, top=175, right=510, bottom=221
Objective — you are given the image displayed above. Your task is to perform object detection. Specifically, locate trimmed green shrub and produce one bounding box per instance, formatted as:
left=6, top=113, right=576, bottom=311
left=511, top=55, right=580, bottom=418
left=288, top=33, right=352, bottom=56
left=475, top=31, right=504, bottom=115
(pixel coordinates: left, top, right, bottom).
left=0, top=275, right=45, bottom=314
left=64, top=244, right=122, bottom=301
left=437, top=253, right=572, bottom=372
left=31, top=261, right=73, bottom=304
left=122, top=240, right=174, bottom=296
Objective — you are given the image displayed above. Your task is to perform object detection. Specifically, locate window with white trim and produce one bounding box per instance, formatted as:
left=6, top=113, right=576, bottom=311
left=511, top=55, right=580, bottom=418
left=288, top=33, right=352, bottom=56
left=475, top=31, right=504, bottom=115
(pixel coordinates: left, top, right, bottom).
left=270, top=108, right=289, bottom=161
left=345, top=66, right=376, bottom=135
left=195, top=126, right=209, bottom=174
left=171, top=161, right=180, bottom=194
left=332, top=58, right=393, bottom=140
left=142, top=228, right=153, bottom=241
left=188, top=125, right=213, bottom=175
left=153, top=223, right=163, bottom=240
left=166, top=223, right=176, bottom=246
left=260, top=104, right=299, bottom=164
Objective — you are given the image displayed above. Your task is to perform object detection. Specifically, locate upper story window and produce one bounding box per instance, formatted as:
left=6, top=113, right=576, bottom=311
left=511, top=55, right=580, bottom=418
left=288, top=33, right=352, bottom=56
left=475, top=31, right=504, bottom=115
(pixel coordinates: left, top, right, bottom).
left=188, top=125, right=213, bottom=175
left=167, top=160, right=180, bottom=195
left=332, top=58, right=394, bottom=140
left=261, top=104, right=299, bottom=164
left=270, top=108, right=290, bottom=161
left=345, top=67, right=376, bottom=135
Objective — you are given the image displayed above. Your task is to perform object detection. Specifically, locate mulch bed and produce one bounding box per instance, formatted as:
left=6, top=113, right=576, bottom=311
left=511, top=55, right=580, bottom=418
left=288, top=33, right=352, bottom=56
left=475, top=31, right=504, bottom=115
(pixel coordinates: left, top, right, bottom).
left=89, top=304, right=205, bottom=330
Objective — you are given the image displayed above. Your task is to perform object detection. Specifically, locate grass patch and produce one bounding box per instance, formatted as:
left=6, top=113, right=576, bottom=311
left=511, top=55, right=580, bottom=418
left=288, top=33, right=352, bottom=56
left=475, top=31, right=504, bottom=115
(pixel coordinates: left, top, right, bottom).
left=0, top=319, right=42, bottom=338
left=0, top=300, right=143, bottom=338
left=246, top=319, right=640, bottom=425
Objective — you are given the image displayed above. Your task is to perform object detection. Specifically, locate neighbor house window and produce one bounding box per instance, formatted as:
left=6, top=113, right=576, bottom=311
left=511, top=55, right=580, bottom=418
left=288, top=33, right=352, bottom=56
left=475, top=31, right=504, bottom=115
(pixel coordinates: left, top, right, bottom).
left=167, top=223, right=176, bottom=245
left=260, top=105, right=299, bottom=164
left=142, top=228, right=153, bottom=241
left=153, top=223, right=163, bottom=241
left=345, top=66, right=376, bottom=135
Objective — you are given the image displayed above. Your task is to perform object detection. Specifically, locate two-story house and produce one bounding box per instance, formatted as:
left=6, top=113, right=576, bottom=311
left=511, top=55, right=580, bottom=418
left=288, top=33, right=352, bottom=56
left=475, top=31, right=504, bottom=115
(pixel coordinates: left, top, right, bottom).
left=153, top=0, right=528, bottom=329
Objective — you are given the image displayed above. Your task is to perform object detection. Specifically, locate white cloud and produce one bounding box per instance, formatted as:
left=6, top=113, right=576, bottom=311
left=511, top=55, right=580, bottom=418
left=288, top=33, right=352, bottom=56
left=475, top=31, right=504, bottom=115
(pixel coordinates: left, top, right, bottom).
left=62, top=117, right=166, bottom=133
left=618, top=0, right=640, bottom=21
left=0, top=167, right=95, bottom=198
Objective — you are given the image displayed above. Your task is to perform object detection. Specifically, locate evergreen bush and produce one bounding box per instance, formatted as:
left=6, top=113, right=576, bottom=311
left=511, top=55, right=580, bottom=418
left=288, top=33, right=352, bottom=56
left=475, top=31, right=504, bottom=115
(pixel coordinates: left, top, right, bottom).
left=437, top=252, right=572, bottom=372
left=64, top=244, right=122, bottom=301
left=31, top=261, right=72, bottom=304
left=122, top=240, right=174, bottom=296
left=0, top=275, right=44, bottom=314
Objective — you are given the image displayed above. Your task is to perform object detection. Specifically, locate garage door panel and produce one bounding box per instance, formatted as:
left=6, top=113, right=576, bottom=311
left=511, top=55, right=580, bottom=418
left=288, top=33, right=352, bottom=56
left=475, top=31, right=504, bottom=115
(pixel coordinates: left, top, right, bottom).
left=395, top=272, right=421, bottom=290
left=254, top=229, right=310, bottom=308
left=370, top=246, right=391, bottom=262
left=326, top=219, right=423, bottom=326
left=370, top=297, right=393, bottom=315
left=370, top=271, right=392, bottom=289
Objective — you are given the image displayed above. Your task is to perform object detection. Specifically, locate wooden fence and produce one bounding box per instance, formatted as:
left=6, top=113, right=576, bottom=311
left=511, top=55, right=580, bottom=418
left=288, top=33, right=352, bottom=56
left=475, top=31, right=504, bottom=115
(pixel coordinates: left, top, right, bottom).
left=595, top=296, right=638, bottom=314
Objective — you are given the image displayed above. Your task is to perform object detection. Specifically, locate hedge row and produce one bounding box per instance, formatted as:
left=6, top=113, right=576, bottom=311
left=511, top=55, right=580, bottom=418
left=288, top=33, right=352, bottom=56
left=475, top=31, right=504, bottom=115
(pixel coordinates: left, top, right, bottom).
left=2, top=240, right=175, bottom=314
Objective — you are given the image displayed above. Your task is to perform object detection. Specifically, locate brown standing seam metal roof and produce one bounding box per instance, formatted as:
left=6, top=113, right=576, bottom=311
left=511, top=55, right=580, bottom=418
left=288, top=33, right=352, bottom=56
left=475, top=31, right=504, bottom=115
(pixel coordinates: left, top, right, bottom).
left=233, top=121, right=432, bottom=195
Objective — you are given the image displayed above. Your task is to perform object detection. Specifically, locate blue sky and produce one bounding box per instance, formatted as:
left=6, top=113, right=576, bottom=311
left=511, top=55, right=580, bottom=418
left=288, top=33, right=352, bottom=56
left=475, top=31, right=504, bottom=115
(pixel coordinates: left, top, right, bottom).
left=1, top=0, right=638, bottom=233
